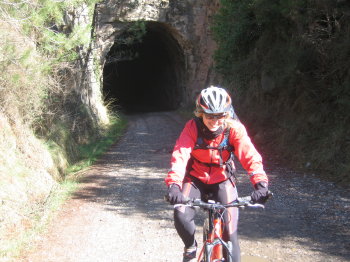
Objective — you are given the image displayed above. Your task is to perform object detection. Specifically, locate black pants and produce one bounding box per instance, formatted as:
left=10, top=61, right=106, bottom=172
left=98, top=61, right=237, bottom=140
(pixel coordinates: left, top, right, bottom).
left=174, top=176, right=241, bottom=262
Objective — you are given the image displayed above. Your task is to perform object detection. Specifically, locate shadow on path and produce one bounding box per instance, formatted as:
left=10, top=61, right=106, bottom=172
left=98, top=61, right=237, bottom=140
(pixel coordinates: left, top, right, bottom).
left=72, top=112, right=350, bottom=261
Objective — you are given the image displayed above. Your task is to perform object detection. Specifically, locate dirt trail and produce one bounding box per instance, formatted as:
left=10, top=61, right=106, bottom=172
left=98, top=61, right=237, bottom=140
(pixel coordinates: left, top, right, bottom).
left=21, top=112, right=350, bottom=262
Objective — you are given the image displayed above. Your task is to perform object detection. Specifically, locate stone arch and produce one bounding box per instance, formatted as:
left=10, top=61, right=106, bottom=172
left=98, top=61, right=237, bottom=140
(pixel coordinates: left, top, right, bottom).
left=102, top=21, right=186, bottom=112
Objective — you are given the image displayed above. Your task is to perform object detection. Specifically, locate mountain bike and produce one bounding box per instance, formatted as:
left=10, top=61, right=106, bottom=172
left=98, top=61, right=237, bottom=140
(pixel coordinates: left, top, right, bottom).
left=170, top=195, right=270, bottom=262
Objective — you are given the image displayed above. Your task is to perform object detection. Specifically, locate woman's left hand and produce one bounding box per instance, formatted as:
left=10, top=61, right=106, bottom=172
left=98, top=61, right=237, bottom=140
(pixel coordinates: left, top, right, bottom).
left=251, top=182, right=269, bottom=204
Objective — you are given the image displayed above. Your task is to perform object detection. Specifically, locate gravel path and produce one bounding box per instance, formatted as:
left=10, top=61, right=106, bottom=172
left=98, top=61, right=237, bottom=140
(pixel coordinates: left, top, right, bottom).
left=20, top=112, right=350, bottom=262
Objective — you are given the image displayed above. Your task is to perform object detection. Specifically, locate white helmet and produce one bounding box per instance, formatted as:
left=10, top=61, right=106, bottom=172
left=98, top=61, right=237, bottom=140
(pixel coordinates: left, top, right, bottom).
left=196, top=86, right=232, bottom=114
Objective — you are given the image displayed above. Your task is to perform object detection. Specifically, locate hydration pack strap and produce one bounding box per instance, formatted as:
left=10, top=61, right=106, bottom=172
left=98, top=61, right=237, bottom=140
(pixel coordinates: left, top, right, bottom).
left=193, top=118, right=234, bottom=167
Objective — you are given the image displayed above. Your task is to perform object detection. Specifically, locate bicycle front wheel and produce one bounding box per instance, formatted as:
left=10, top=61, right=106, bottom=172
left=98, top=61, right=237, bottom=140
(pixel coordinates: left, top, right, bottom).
left=202, top=217, right=210, bottom=262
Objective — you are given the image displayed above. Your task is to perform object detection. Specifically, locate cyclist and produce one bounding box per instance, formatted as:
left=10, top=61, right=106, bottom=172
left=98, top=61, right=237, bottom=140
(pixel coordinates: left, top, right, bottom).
left=165, top=86, right=269, bottom=262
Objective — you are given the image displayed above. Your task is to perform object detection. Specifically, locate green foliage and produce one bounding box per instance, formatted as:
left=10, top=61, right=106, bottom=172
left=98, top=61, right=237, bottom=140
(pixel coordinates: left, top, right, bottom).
left=0, top=0, right=99, bottom=63
left=212, top=0, right=350, bottom=183
left=212, top=0, right=259, bottom=75
left=106, top=20, right=147, bottom=63
left=115, top=20, right=147, bottom=47
left=0, top=43, right=47, bottom=124
left=123, top=20, right=147, bottom=44
left=0, top=0, right=100, bottom=124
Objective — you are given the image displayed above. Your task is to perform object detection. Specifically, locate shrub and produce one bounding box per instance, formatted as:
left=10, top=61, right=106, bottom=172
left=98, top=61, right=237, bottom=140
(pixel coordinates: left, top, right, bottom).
left=212, top=0, right=350, bottom=183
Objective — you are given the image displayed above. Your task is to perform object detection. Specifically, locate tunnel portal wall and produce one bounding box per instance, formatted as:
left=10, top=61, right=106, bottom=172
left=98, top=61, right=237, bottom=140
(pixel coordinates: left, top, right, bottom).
left=90, top=0, right=220, bottom=115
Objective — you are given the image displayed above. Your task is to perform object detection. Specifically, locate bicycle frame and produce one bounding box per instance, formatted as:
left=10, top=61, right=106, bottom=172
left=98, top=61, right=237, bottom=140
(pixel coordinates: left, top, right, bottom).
left=197, top=202, right=232, bottom=262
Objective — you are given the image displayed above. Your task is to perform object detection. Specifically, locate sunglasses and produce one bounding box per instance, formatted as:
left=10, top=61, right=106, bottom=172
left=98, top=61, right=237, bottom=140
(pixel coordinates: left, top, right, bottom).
left=204, top=113, right=227, bottom=120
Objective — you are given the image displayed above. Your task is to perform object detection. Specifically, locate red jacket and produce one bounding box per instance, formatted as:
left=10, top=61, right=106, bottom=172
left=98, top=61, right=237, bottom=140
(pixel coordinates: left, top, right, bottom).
left=165, top=119, right=268, bottom=188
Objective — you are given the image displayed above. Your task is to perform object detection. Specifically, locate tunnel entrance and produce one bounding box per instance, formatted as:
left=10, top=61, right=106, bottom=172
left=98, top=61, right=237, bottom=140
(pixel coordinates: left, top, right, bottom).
left=103, top=22, right=185, bottom=113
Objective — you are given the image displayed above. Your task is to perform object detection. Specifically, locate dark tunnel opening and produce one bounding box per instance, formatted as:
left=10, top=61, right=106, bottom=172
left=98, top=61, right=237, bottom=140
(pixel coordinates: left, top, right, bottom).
left=103, top=22, right=185, bottom=113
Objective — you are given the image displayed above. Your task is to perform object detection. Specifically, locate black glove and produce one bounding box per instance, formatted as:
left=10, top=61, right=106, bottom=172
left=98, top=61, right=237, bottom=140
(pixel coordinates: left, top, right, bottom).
left=251, top=182, right=269, bottom=204
left=167, top=184, right=185, bottom=205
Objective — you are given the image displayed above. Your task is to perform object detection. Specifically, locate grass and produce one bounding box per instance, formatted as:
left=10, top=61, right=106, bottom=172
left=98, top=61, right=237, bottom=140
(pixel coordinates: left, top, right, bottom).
left=66, top=115, right=127, bottom=174
left=1, top=114, right=127, bottom=261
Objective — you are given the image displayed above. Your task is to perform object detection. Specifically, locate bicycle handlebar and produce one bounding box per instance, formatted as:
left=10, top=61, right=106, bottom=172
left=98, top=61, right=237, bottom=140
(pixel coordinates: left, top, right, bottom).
left=175, top=197, right=264, bottom=209
left=165, top=191, right=273, bottom=210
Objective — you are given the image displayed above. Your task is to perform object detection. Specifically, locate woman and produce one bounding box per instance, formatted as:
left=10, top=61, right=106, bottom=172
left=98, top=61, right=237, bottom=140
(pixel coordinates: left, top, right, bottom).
left=165, top=86, right=269, bottom=262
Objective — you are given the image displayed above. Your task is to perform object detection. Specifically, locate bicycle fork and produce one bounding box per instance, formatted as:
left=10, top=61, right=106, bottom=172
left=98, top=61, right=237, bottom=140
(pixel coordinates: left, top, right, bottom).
left=202, top=210, right=229, bottom=261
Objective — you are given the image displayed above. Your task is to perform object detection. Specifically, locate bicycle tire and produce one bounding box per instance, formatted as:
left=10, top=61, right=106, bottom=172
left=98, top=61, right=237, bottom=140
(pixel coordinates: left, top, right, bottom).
left=225, top=241, right=233, bottom=262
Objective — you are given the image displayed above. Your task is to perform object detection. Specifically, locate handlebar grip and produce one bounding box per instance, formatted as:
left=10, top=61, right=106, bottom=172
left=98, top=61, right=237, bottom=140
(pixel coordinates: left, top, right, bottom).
left=238, top=196, right=252, bottom=202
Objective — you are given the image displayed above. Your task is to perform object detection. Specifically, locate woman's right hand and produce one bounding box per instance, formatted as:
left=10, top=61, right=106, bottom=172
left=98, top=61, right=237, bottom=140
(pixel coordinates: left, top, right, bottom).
left=167, top=184, right=185, bottom=204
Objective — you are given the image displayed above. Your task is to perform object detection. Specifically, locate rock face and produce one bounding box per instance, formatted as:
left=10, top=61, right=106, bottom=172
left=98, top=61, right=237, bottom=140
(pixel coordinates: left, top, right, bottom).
left=89, top=0, right=220, bottom=116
